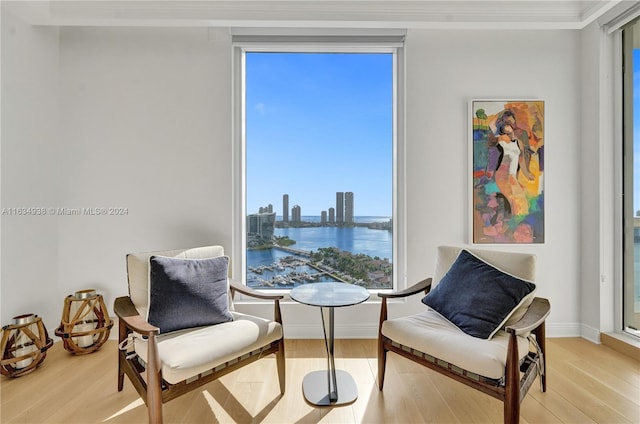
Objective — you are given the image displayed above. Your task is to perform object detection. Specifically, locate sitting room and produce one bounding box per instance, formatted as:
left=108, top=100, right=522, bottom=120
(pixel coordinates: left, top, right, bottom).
left=1, top=1, right=639, bottom=423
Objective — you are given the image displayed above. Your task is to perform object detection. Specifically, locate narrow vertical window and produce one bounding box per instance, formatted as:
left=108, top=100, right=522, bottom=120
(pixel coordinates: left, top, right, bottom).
left=623, top=22, right=640, bottom=337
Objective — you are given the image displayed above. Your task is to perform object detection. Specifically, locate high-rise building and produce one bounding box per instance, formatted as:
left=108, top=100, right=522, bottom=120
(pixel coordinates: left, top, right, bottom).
left=336, top=192, right=344, bottom=224
left=329, top=207, right=335, bottom=223
left=321, top=210, right=327, bottom=225
left=283, top=194, right=289, bottom=222
left=345, top=192, right=354, bottom=224
left=267, top=204, right=273, bottom=213
left=246, top=212, right=276, bottom=240
left=292, top=205, right=301, bottom=222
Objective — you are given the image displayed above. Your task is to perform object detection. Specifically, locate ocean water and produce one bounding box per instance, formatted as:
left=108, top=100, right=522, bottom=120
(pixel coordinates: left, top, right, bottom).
left=275, top=226, right=392, bottom=260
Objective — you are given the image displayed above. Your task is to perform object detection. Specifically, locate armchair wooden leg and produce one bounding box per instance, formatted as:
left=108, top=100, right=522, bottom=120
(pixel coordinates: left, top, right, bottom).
left=118, top=320, right=127, bottom=392
left=504, top=331, right=520, bottom=424
left=378, top=340, right=387, bottom=390
left=276, top=340, right=286, bottom=395
left=147, top=334, right=163, bottom=424
left=378, top=298, right=388, bottom=391
left=117, top=354, right=125, bottom=392
left=504, top=391, right=520, bottom=424
left=534, top=322, right=547, bottom=392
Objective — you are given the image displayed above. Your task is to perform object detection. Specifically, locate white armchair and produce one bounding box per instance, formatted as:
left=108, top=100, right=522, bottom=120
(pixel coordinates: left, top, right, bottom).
left=114, top=246, right=285, bottom=424
left=378, top=246, right=550, bottom=424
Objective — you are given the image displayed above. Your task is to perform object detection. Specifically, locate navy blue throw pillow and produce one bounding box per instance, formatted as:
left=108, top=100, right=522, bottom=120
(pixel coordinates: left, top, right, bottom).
left=422, top=250, right=535, bottom=339
left=148, top=255, right=233, bottom=334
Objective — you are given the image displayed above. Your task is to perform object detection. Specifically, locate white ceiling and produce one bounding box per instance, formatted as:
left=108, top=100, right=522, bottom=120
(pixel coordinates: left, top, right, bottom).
left=2, top=1, right=638, bottom=29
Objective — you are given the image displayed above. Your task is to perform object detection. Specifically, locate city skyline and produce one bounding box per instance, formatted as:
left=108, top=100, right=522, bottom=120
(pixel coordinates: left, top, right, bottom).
left=245, top=52, right=393, bottom=217
left=254, top=191, right=362, bottom=222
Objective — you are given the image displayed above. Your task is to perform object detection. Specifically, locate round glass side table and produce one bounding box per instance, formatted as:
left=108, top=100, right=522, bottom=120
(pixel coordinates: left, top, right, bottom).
left=289, top=282, right=370, bottom=406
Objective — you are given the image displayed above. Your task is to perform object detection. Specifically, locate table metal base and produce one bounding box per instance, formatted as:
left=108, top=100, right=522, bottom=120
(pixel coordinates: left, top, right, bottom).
left=302, top=369, right=358, bottom=406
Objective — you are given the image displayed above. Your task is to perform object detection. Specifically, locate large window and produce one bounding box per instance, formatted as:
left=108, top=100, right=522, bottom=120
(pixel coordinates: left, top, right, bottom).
left=623, top=22, right=640, bottom=337
left=233, top=36, right=404, bottom=291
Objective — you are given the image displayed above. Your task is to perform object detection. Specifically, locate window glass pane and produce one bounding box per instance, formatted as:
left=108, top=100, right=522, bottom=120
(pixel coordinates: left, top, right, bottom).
left=623, top=23, right=640, bottom=336
left=245, top=52, right=394, bottom=290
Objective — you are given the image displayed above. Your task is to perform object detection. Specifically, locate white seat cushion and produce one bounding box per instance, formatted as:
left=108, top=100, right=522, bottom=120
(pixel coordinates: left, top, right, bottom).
left=382, top=310, right=530, bottom=380
left=135, top=311, right=282, bottom=384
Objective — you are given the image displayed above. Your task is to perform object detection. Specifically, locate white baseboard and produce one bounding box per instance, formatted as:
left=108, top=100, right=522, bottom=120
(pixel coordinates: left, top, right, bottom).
left=579, top=323, right=602, bottom=344
left=546, top=322, right=582, bottom=339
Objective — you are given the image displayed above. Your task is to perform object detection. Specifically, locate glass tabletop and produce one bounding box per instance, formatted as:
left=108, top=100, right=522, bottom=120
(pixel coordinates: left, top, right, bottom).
left=289, top=282, right=370, bottom=308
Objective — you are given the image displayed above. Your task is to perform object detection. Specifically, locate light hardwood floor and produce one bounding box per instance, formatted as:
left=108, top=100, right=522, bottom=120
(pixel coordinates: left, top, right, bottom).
left=1, top=338, right=638, bottom=423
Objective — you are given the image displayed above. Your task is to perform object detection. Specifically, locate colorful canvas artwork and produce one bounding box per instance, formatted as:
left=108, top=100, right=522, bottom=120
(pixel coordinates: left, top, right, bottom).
left=471, top=100, right=544, bottom=244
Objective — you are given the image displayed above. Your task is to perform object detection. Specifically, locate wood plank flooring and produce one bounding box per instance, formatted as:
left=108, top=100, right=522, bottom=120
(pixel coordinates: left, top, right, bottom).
left=1, top=338, right=638, bottom=423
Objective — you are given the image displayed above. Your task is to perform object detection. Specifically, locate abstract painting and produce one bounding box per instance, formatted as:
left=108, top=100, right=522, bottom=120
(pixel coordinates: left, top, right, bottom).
left=471, top=100, right=544, bottom=244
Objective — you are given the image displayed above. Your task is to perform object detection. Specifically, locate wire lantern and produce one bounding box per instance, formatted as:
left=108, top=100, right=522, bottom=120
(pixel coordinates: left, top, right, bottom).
left=1, top=314, right=53, bottom=377
left=55, top=289, right=113, bottom=354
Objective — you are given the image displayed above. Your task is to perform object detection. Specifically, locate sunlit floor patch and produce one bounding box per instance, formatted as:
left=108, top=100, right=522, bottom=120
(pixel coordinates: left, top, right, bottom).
left=202, top=389, right=218, bottom=412
left=103, top=398, right=145, bottom=421
left=201, top=389, right=236, bottom=422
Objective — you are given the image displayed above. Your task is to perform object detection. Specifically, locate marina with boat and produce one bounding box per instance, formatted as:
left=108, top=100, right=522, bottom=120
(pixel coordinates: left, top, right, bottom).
left=247, top=248, right=361, bottom=288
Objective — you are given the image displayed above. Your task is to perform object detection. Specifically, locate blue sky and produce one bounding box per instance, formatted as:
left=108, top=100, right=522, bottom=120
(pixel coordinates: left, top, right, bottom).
left=246, top=52, right=393, bottom=217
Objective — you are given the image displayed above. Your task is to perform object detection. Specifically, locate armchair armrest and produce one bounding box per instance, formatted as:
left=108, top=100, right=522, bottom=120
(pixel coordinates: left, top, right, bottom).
left=378, top=278, right=432, bottom=299
left=505, top=297, right=550, bottom=336
left=229, top=279, right=284, bottom=301
left=114, top=296, right=159, bottom=336
left=378, top=278, right=432, bottom=330
left=228, top=280, right=284, bottom=325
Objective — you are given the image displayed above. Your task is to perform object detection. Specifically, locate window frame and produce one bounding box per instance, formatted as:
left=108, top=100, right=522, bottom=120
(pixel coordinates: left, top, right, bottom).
left=621, top=23, right=640, bottom=337
left=231, top=34, right=406, bottom=296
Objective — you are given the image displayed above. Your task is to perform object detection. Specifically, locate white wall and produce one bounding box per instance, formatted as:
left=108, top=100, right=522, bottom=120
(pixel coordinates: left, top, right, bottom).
left=579, top=22, right=618, bottom=342
left=55, top=26, right=234, bottom=320
left=402, top=29, right=582, bottom=337
left=1, top=11, right=595, bottom=339
left=579, top=21, right=618, bottom=340
left=1, top=9, right=60, bottom=329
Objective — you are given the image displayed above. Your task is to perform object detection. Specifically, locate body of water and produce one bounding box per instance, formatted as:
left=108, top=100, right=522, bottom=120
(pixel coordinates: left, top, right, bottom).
left=275, top=226, right=392, bottom=260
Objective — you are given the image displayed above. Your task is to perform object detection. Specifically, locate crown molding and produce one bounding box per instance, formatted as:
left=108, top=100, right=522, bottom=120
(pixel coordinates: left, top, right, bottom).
left=1, top=1, right=630, bottom=30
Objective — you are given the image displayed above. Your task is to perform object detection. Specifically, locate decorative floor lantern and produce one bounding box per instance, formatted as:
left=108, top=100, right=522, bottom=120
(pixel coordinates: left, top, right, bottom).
left=55, top=289, right=113, bottom=354
left=0, top=314, right=53, bottom=377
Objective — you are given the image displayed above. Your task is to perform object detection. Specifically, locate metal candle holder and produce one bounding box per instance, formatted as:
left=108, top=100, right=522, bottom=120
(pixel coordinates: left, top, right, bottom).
left=0, top=314, right=53, bottom=377
left=55, top=289, right=113, bottom=354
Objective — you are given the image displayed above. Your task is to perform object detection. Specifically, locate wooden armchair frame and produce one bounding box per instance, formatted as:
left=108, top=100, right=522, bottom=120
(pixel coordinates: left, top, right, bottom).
left=114, top=280, right=285, bottom=424
left=377, top=278, right=550, bottom=424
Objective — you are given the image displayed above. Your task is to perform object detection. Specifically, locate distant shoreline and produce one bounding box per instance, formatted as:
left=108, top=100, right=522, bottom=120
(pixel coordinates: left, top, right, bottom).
left=273, top=215, right=391, bottom=222
left=274, top=215, right=392, bottom=230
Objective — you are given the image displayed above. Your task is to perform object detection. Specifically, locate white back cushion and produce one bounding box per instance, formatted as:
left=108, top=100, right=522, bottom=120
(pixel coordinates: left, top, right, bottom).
left=433, top=245, right=536, bottom=287
left=126, top=245, right=226, bottom=318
